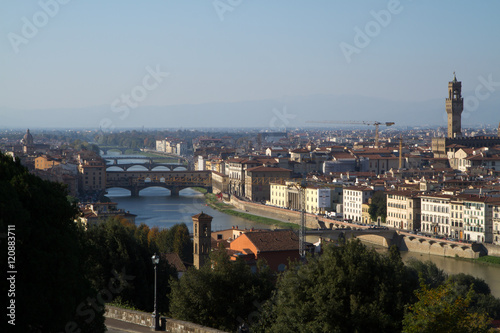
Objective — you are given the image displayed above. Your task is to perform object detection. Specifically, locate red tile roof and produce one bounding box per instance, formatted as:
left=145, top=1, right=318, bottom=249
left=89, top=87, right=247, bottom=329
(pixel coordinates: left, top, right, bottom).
left=344, top=186, right=374, bottom=191
left=191, top=212, right=213, bottom=220
left=244, top=230, right=299, bottom=252
left=246, top=166, right=292, bottom=173
left=290, top=149, right=309, bottom=153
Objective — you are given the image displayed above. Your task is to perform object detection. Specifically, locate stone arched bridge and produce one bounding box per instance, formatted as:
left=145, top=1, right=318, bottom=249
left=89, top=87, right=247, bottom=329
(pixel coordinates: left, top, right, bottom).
left=100, top=147, right=144, bottom=155
left=306, top=228, right=484, bottom=258
left=307, top=229, right=399, bottom=248
left=106, top=170, right=211, bottom=196
left=106, top=162, right=186, bottom=171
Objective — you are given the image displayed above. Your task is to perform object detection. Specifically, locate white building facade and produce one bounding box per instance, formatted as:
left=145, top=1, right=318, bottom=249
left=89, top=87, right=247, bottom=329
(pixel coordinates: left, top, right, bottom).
left=462, top=197, right=500, bottom=243
left=420, top=195, right=452, bottom=236
left=386, top=191, right=420, bottom=231
left=343, top=186, right=374, bottom=222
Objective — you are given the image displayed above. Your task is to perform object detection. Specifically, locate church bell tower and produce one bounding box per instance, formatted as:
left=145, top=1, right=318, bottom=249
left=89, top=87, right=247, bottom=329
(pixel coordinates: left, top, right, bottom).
left=192, top=212, right=212, bottom=269
left=446, top=72, right=463, bottom=138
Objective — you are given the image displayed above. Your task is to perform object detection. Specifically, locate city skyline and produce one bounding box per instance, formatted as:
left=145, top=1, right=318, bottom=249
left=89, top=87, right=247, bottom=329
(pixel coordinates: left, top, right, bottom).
left=1, top=1, right=500, bottom=128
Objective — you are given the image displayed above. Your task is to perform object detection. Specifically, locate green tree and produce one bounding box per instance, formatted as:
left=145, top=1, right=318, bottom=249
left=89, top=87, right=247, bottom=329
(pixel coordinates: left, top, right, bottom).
left=406, top=258, right=447, bottom=289
left=369, top=191, right=387, bottom=223
left=83, top=217, right=177, bottom=314
left=402, top=282, right=493, bottom=333
left=172, top=223, right=193, bottom=262
left=72, top=139, right=100, bottom=154
left=253, top=241, right=417, bottom=333
left=0, top=153, right=105, bottom=332
left=147, top=223, right=192, bottom=262
left=447, top=273, right=500, bottom=319
left=169, top=249, right=274, bottom=331
left=134, top=223, right=151, bottom=251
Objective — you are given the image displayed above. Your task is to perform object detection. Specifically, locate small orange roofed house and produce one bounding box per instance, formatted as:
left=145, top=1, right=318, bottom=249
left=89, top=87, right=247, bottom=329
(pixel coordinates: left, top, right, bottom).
left=228, top=229, right=301, bottom=272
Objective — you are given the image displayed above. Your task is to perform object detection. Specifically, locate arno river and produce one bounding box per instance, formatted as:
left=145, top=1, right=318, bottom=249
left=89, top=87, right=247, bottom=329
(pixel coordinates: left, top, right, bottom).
left=104, top=154, right=500, bottom=297
left=105, top=186, right=272, bottom=232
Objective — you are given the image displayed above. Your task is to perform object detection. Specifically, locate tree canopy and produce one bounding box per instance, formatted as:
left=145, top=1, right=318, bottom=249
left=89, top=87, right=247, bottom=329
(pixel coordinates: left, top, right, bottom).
left=369, top=191, right=387, bottom=223
left=82, top=218, right=179, bottom=314
left=0, top=153, right=105, bottom=332
left=253, top=241, right=417, bottom=333
left=402, top=281, right=494, bottom=333
left=169, top=248, right=274, bottom=331
left=405, top=258, right=448, bottom=289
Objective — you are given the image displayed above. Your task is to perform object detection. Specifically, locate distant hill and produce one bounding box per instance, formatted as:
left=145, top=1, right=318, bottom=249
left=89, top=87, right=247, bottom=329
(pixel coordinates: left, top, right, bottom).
left=1, top=92, right=498, bottom=129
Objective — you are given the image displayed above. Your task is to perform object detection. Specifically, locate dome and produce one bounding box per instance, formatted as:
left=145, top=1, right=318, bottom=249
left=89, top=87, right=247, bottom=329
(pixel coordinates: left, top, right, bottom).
left=21, top=129, right=34, bottom=145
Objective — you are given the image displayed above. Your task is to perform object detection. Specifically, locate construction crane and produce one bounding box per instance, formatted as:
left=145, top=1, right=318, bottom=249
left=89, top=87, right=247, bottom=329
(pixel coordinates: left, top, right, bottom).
left=306, top=120, right=395, bottom=148
left=399, top=134, right=403, bottom=169
left=299, top=179, right=306, bottom=259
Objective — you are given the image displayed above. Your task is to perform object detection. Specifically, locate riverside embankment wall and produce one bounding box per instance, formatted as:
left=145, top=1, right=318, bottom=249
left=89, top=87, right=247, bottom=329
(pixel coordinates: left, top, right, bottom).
left=397, top=236, right=482, bottom=259
left=229, top=196, right=322, bottom=229
left=105, top=305, right=227, bottom=333
left=228, top=196, right=500, bottom=259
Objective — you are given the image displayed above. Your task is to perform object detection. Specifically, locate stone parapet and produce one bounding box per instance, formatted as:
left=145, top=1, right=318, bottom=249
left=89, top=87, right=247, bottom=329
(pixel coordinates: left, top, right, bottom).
left=104, top=305, right=227, bottom=333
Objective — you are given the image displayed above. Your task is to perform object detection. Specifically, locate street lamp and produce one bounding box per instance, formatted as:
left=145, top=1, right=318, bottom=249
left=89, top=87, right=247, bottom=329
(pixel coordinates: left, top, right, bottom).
left=289, top=180, right=307, bottom=259
left=151, top=253, right=160, bottom=331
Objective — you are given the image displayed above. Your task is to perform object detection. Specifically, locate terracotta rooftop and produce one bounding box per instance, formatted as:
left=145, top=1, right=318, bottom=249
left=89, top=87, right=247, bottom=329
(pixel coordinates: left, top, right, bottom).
left=344, top=186, right=374, bottom=191
left=330, top=152, right=355, bottom=159
left=446, top=144, right=467, bottom=148
left=387, top=190, right=420, bottom=197
left=290, top=149, right=309, bottom=153
left=191, top=212, right=213, bottom=220
left=243, top=230, right=299, bottom=252
left=467, top=154, right=500, bottom=161
left=246, top=166, right=292, bottom=173
left=419, top=194, right=454, bottom=200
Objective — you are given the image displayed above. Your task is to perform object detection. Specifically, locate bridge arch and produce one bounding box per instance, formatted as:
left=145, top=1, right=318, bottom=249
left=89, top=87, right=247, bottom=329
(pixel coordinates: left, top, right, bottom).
left=105, top=187, right=132, bottom=195
left=137, top=186, right=172, bottom=195
left=100, top=147, right=140, bottom=155
left=151, top=166, right=172, bottom=171
left=355, top=234, right=392, bottom=247
left=106, top=170, right=212, bottom=197
left=106, top=166, right=125, bottom=171
left=126, top=165, right=149, bottom=172
left=106, top=165, right=151, bottom=172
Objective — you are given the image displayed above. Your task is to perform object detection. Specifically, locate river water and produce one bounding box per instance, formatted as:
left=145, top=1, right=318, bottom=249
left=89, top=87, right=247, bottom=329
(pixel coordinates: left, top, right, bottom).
left=105, top=187, right=272, bottom=232
left=103, top=154, right=500, bottom=298
left=399, top=252, right=500, bottom=298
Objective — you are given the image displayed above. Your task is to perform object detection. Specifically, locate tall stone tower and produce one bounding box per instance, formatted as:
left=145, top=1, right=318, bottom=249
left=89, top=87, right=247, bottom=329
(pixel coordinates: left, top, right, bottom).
left=446, top=72, right=463, bottom=138
left=192, top=212, right=212, bottom=269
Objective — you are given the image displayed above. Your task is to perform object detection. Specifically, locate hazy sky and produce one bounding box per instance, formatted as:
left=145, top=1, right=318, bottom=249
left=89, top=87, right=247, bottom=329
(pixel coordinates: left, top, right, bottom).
left=1, top=1, right=499, bottom=127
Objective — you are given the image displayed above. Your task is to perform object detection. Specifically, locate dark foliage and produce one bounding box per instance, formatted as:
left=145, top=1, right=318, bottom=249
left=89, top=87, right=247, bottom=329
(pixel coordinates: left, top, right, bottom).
left=405, top=258, right=447, bottom=289
left=82, top=218, right=178, bottom=314
left=169, top=249, right=275, bottom=331
left=369, top=191, right=387, bottom=223
left=253, top=241, right=417, bottom=333
left=0, top=153, right=105, bottom=332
